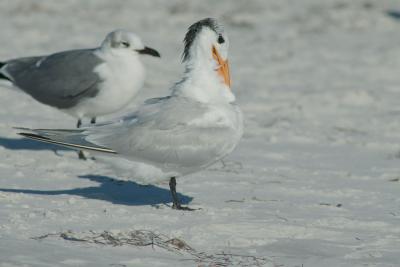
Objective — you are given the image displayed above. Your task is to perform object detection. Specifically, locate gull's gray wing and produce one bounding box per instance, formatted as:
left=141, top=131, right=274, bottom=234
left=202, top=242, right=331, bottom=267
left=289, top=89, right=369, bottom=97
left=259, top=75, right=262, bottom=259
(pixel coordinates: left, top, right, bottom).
left=4, top=49, right=102, bottom=109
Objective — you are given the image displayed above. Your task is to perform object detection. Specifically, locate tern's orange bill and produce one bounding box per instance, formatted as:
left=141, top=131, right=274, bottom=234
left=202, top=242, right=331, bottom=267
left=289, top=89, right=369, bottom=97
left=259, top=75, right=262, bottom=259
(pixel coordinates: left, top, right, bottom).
left=212, top=46, right=231, bottom=88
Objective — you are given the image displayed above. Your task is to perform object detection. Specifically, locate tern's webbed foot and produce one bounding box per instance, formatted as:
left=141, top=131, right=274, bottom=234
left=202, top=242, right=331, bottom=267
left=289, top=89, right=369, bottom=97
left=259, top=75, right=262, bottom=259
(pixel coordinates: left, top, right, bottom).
left=172, top=204, right=196, bottom=211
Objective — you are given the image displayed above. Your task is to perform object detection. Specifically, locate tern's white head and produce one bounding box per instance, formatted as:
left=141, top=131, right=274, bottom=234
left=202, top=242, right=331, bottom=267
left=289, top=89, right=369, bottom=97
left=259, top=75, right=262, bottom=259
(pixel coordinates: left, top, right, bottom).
left=174, top=18, right=234, bottom=103
left=101, top=29, right=160, bottom=58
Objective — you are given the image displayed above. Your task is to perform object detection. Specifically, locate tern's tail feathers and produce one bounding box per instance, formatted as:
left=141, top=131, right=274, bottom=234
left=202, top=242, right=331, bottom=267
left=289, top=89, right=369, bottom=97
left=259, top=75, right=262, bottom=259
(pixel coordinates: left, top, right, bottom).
left=16, top=127, right=116, bottom=154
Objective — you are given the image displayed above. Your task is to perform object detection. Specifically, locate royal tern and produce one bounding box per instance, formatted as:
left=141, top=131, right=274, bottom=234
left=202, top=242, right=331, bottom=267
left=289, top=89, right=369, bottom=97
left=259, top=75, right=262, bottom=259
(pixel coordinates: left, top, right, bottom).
left=17, top=18, right=243, bottom=210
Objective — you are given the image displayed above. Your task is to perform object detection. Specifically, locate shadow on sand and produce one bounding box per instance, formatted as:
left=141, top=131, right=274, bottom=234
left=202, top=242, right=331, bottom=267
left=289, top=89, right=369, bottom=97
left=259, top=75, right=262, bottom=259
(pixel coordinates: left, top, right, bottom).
left=0, top=174, right=193, bottom=206
left=0, top=137, right=192, bottom=206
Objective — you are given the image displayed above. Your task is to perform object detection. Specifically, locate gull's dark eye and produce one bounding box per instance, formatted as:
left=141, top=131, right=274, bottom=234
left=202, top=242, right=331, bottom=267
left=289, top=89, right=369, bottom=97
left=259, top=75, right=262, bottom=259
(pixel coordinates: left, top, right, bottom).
left=121, top=41, right=130, bottom=47
left=218, top=35, right=225, bottom=44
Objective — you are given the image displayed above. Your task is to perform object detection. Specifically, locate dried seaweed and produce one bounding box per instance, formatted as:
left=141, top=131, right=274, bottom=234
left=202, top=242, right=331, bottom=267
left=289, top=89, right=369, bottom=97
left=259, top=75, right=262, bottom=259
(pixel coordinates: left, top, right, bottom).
left=32, top=230, right=271, bottom=266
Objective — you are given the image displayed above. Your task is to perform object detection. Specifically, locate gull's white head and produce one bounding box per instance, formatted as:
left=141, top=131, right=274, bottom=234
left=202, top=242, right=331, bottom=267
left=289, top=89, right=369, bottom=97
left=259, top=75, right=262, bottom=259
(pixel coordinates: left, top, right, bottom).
left=101, top=29, right=160, bottom=57
left=182, top=18, right=230, bottom=88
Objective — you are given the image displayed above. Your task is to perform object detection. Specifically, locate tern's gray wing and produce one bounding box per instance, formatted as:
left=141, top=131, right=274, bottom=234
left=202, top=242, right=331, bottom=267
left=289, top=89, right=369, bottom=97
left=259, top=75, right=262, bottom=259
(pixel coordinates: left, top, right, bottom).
left=87, top=97, right=242, bottom=172
left=4, top=49, right=102, bottom=109
left=17, top=96, right=242, bottom=173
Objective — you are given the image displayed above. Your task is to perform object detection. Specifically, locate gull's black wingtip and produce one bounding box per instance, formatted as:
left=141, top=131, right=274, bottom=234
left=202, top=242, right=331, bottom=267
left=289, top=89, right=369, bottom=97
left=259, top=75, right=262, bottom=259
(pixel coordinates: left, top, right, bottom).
left=0, top=73, right=11, bottom=81
left=0, top=61, right=12, bottom=81
left=387, top=10, right=400, bottom=20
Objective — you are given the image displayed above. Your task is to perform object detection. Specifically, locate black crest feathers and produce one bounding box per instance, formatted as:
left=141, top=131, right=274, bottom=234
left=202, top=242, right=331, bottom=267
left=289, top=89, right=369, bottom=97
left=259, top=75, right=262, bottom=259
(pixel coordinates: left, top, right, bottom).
left=182, top=18, right=219, bottom=62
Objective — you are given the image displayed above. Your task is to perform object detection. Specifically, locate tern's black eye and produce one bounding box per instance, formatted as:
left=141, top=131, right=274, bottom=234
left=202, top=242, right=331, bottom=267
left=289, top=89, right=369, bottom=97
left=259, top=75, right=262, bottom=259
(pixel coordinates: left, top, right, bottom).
left=217, top=35, right=225, bottom=44
left=121, top=41, right=130, bottom=47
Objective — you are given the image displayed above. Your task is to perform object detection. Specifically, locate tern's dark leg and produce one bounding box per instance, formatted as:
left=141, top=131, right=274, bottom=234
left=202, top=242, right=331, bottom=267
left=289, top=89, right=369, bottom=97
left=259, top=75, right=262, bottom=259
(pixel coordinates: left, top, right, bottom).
left=76, top=118, right=86, bottom=160
left=76, top=119, right=82, bottom=128
left=77, top=150, right=87, bottom=160
left=169, top=177, right=180, bottom=209
left=169, top=177, right=194, bottom=210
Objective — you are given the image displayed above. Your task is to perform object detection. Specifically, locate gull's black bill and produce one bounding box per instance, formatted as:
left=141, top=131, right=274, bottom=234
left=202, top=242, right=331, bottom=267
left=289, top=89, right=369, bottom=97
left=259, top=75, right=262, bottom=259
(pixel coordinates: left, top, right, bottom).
left=136, top=46, right=161, bottom=57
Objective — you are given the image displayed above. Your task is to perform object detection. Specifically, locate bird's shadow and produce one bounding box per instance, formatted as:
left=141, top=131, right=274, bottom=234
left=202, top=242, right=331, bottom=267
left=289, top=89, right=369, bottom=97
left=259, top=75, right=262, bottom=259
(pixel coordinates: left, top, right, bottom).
left=0, top=175, right=193, bottom=206
left=0, top=137, right=72, bottom=151
left=387, top=10, right=400, bottom=20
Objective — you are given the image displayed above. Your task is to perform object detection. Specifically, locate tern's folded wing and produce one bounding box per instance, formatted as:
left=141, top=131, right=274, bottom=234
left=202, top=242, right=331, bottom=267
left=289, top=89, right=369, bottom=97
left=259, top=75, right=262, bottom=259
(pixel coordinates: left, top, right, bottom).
left=87, top=97, right=242, bottom=170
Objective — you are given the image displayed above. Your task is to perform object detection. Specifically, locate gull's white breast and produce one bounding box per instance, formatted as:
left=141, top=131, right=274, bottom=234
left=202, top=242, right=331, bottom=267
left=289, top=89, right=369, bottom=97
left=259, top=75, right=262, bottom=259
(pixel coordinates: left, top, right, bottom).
left=68, top=49, right=145, bottom=118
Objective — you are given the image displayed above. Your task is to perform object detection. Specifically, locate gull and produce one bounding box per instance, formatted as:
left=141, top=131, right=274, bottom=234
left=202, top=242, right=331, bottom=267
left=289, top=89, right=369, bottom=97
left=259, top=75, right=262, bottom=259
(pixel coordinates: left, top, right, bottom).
left=1, top=29, right=160, bottom=159
left=17, top=18, right=243, bottom=210
left=0, top=29, right=160, bottom=128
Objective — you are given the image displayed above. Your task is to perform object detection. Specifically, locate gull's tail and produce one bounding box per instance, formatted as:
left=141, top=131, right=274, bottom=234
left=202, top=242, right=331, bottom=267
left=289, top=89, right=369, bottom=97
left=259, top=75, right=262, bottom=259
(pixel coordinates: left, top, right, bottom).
left=16, top=127, right=117, bottom=154
left=0, top=61, right=12, bottom=82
